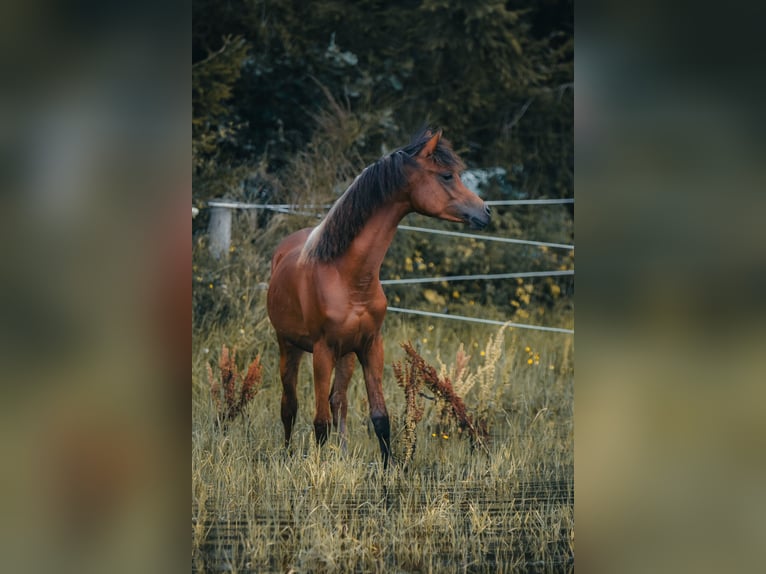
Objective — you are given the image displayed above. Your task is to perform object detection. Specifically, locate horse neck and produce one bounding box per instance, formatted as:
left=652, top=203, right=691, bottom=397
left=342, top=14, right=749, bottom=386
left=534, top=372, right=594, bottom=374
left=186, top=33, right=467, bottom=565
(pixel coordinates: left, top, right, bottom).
left=337, top=197, right=411, bottom=285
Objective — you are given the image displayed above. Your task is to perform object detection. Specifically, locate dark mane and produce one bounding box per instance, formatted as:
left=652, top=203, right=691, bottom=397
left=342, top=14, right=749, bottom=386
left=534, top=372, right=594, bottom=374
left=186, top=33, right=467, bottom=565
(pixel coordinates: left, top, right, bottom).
left=308, top=127, right=463, bottom=262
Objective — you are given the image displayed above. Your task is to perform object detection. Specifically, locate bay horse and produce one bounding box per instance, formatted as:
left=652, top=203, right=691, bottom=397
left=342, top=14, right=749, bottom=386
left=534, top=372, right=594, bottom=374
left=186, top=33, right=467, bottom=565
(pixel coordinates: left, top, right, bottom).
left=266, top=128, right=490, bottom=467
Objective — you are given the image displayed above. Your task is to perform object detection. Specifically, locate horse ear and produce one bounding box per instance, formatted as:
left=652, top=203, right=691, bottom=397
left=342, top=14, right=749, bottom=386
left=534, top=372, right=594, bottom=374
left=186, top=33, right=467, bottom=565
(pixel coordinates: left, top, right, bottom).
left=418, top=129, right=442, bottom=158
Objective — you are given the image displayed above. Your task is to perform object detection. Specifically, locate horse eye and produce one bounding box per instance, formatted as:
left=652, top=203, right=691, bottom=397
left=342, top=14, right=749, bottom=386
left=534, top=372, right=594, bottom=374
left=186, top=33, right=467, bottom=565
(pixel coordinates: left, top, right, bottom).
left=440, top=173, right=453, bottom=182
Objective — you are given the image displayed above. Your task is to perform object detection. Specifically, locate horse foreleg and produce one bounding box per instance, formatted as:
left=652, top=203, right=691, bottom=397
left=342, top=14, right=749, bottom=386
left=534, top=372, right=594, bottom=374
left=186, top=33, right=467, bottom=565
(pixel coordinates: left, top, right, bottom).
left=312, top=342, right=336, bottom=447
left=358, top=335, right=390, bottom=468
left=279, top=338, right=304, bottom=449
left=330, top=353, right=355, bottom=453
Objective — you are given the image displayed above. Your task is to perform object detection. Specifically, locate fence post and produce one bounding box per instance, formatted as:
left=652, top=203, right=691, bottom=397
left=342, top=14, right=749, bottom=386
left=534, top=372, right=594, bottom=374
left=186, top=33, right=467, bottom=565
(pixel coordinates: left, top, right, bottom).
left=208, top=206, right=231, bottom=259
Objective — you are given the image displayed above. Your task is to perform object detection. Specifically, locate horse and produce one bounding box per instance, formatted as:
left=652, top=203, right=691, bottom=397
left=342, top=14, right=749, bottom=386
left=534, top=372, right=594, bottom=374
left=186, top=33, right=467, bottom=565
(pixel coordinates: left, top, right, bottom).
left=266, top=128, right=490, bottom=467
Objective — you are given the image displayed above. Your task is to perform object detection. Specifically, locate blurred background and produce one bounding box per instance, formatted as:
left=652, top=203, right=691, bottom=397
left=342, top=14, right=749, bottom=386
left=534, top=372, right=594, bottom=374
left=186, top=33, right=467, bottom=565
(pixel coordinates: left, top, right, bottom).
left=0, top=1, right=189, bottom=572
left=576, top=2, right=766, bottom=573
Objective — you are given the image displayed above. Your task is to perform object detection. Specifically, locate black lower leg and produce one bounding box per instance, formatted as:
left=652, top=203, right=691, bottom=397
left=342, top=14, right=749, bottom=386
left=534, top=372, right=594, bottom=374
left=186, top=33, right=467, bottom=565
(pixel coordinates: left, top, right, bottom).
left=314, top=421, right=330, bottom=446
left=281, top=409, right=295, bottom=449
left=371, top=414, right=391, bottom=468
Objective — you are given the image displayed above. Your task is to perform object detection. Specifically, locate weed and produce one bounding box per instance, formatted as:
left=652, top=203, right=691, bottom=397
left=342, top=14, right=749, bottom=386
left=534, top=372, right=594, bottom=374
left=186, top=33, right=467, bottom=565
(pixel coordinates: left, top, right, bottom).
left=394, top=341, right=488, bottom=467
left=207, top=344, right=263, bottom=427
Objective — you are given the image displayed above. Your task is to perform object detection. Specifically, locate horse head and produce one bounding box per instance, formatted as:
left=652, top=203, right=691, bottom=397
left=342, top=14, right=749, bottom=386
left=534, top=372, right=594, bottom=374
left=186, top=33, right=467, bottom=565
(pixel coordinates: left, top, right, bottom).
left=407, top=130, right=491, bottom=229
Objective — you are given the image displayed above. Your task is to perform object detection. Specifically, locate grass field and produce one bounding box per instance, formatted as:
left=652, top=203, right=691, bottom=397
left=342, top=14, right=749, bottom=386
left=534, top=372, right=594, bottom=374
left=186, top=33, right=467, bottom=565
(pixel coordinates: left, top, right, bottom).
left=192, top=287, right=573, bottom=572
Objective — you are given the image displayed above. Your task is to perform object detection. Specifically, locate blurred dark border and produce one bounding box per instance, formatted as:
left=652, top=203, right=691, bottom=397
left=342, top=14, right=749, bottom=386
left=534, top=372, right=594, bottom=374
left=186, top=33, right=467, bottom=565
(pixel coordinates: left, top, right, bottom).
left=0, top=1, right=190, bottom=571
left=577, top=2, right=766, bottom=572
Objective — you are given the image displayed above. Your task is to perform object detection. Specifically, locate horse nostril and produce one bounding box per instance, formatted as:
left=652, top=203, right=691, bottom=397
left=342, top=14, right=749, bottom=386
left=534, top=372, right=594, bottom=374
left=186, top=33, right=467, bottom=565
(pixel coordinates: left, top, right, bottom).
left=484, top=204, right=491, bottom=216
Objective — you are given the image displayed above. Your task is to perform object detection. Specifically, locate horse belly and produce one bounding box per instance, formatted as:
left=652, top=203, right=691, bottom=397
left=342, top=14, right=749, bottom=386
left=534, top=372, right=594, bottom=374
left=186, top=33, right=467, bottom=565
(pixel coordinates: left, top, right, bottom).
left=267, top=288, right=310, bottom=347
left=328, top=304, right=385, bottom=353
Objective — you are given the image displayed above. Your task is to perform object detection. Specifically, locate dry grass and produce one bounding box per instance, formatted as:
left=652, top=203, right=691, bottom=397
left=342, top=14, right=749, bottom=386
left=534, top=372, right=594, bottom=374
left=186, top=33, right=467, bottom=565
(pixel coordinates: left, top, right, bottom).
left=192, top=313, right=573, bottom=572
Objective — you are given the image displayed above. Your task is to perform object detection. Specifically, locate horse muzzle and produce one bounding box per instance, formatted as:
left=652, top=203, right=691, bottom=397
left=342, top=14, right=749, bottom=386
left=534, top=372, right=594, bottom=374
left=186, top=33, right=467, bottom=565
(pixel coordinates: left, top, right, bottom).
left=465, top=203, right=491, bottom=229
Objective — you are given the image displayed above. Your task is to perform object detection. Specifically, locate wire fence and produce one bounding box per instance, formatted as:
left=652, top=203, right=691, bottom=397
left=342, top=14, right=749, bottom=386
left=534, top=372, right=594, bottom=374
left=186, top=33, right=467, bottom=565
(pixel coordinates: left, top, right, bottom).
left=206, top=198, right=574, bottom=211
left=485, top=198, right=574, bottom=206
left=381, top=269, right=574, bottom=285
left=387, top=307, right=574, bottom=334
left=201, top=199, right=574, bottom=334
left=397, top=225, right=574, bottom=250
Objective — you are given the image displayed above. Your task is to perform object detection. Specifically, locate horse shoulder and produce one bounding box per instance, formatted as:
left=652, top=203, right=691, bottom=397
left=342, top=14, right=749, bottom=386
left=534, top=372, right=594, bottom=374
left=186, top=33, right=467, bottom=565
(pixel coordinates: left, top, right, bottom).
left=272, top=228, right=312, bottom=269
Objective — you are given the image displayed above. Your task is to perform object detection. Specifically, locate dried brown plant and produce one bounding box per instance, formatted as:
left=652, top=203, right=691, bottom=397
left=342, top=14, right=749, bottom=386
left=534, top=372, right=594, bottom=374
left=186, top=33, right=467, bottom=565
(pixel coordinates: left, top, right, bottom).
left=393, top=350, right=426, bottom=467
left=207, top=344, right=263, bottom=426
left=436, top=326, right=508, bottom=440
left=436, top=343, right=472, bottom=435
left=398, top=342, right=488, bottom=456
left=474, top=325, right=507, bottom=432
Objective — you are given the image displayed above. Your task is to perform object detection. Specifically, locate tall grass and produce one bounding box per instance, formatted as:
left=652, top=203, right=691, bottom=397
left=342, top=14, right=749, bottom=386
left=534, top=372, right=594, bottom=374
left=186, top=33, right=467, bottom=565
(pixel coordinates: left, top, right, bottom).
left=192, top=312, right=573, bottom=572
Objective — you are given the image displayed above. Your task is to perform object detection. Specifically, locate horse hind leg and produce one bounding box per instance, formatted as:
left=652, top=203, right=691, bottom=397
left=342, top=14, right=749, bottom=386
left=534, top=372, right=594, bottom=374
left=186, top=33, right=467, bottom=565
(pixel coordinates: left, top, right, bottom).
left=330, top=353, right=355, bottom=453
left=278, top=338, right=304, bottom=449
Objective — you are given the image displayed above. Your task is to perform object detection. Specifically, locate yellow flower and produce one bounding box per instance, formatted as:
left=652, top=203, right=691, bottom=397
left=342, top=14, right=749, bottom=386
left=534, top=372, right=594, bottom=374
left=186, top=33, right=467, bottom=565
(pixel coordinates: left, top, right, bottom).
left=423, top=289, right=446, bottom=306
left=525, top=346, right=531, bottom=353
left=209, top=283, right=214, bottom=289
left=452, top=290, right=460, bottom=299
left=527, top=358, right=533, bottom=365
left=421, top=338, right=428, bottom=344
left=480, top=350, right=485, bottom=357
left=442, top=434, right=449, bottom=440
